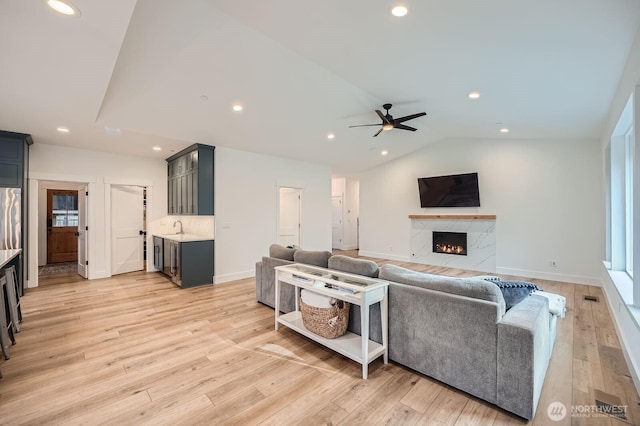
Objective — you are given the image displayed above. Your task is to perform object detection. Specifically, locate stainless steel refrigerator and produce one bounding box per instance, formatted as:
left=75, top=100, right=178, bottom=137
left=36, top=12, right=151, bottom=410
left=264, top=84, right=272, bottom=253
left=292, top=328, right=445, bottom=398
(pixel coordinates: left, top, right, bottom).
left=0, top=188, right=21, bottom=251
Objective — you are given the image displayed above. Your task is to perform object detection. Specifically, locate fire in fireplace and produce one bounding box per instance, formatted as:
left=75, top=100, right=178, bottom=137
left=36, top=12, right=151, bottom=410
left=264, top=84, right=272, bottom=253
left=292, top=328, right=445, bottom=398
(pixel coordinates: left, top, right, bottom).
left=433, top=231, right=467, bottom=256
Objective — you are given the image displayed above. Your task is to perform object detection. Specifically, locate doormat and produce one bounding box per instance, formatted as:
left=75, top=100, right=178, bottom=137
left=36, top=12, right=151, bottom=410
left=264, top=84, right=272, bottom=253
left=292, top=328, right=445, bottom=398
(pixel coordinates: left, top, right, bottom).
left=39, top=262, right=77, bottom=276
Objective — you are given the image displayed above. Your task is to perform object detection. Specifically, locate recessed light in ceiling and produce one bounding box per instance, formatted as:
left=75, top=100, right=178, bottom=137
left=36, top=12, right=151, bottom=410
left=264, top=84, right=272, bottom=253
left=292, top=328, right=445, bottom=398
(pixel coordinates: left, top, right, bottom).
left=200, top=95, right=209, bottom=101
left=232, top=104, right=243, bottom=112
left=45, top=0, right=80, bottom=17
left=104, top=126, right=122, bottom=136
left=56, top=126, right=70, bottom=133
left=152, top=146, right=162, bottom=151
left=500, top=128, right=510, bottom=133
left=327, top=133, right=335, bottom=140
left=381, top=149, right=389, bottom=156
left=391, top=5, right=408, bottom=17
left=468, top=91, right=480, bottom=99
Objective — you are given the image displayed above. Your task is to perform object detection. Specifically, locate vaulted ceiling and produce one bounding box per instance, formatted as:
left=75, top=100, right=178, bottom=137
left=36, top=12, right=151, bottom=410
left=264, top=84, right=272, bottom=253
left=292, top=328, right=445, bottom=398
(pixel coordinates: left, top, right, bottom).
left=1, top=0, right=639, bottom=173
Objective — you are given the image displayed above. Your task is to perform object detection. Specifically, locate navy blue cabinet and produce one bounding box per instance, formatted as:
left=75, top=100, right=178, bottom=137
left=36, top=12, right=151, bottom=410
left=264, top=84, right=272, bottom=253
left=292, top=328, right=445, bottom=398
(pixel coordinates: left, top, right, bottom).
left=166, top=144, right=214, bottom=215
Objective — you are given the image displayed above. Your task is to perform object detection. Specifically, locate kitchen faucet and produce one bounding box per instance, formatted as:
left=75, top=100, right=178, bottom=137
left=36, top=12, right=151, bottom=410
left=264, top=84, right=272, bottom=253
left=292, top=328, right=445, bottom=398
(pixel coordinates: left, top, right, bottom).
left=173, top=220, right=184, bottom=234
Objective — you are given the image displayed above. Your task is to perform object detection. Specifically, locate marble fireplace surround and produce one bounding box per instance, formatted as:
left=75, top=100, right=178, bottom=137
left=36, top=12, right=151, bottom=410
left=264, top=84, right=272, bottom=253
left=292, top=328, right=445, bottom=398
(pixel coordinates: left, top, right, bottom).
left=409, top=214, right=496, bottom=273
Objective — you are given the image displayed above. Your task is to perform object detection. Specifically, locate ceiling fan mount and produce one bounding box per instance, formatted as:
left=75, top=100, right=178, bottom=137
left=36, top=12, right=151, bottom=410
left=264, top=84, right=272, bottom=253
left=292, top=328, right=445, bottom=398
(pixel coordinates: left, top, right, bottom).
left=349, top=103, right=426, bottom=137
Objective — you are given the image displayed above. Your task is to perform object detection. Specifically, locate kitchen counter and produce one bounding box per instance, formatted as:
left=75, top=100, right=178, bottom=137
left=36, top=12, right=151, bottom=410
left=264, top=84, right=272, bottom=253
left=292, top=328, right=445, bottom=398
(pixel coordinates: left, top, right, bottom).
left=0, top=249, right=21, bottom=269
left=154, top=233, right=214, bottom=242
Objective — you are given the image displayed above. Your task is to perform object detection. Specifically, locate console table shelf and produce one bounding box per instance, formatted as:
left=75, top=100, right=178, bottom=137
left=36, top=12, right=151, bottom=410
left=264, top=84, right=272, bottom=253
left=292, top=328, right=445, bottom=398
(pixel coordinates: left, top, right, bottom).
left=275, top=264, right=389, bottom=379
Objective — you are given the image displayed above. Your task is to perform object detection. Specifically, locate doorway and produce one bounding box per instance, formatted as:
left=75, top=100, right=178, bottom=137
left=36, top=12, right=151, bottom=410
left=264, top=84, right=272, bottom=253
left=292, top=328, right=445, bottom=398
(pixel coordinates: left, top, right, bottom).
left=278, top=187, right=301, bottom=247
left=37, top=181, right=89, bottom=280
left=46, top=189, right=78, bottom=264
left=331, top=196, right=343, bottom=249
left=111, top=185, right=145, bottom=275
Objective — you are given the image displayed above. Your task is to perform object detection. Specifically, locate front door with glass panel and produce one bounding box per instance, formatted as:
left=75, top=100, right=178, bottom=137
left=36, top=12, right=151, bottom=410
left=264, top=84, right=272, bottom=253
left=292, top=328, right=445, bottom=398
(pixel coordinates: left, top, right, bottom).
left=47, top=189, right=79, bottom=264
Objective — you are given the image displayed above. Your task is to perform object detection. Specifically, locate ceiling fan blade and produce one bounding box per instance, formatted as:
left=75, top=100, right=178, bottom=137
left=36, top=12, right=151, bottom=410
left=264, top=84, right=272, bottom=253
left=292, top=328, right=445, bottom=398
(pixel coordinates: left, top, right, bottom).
left=395, top=123, right=417, bottom=132
left=394, top=112, right=427, bottom=124
left=349, top=124, right=383, bottom=128
left=373, top=128, right=384, bottom=137
left=376, top=110, right=391, bottom=124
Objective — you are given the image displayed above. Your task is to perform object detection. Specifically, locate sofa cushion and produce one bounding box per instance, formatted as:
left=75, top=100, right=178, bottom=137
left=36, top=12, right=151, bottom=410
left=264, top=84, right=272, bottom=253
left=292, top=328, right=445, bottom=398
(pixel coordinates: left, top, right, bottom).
left=293, top=250, right=332, bottom=268
left=490, top=280, right=540, bottom=310
left=269, top=244, right=296, bottom=261
left=379, top=264, right=506, bottom=315
left=328, top=255, right=379, bottom=278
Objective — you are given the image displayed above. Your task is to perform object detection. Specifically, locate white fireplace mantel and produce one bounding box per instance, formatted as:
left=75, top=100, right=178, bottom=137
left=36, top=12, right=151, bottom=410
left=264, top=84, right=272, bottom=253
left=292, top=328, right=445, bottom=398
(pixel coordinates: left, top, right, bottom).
left=409, top=215, right=496, bottom=273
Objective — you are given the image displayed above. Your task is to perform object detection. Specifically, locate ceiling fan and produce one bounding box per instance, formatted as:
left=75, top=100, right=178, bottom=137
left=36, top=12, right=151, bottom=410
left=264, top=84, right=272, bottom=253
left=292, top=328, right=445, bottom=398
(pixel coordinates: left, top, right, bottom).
left=349, top=103, right=427, bottom=137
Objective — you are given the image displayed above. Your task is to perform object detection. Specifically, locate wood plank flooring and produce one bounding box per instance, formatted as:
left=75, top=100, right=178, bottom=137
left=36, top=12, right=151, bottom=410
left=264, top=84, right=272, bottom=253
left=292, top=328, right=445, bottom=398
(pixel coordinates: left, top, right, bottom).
left=0, top=253, right=638, bottom=425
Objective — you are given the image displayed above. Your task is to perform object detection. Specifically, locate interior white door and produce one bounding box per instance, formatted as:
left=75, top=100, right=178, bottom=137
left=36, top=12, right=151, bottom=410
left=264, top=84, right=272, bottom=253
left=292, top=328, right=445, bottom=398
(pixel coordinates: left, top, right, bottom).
left=77, top=186, right=88, bottom=278
left=331, top=196, right=343, bottom=249
left=278, top=187, right=301, bottom=247
left=111, top=185, right=144, bottom=275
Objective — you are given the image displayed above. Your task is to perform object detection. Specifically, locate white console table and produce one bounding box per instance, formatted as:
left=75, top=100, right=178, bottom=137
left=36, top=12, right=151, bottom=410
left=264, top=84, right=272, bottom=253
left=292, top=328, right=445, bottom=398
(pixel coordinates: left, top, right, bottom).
left=274, top=263, right=388, bottom=379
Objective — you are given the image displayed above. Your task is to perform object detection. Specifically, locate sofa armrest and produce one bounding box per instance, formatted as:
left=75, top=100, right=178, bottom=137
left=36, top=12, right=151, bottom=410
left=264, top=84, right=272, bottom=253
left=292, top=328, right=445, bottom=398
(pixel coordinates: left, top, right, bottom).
left=497, top=295, right=551, bottom=420
left=255, top=261, right=263, bottom=302
left=256, top=256, right=295, bottom=311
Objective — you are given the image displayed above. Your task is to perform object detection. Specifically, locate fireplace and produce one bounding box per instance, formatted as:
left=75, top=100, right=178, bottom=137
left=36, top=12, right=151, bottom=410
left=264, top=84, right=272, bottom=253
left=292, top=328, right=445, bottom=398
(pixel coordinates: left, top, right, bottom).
left=433, top=231, right=467, bottom=256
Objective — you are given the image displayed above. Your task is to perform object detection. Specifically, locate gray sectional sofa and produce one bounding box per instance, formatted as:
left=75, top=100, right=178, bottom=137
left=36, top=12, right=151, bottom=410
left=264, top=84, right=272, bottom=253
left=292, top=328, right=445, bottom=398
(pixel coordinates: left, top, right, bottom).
left=255, top=245, right=558, bottom=420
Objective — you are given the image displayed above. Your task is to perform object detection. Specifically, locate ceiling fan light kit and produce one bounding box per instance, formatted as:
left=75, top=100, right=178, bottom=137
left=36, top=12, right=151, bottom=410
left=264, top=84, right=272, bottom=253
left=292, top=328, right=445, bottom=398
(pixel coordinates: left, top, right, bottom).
left=349, top=103, right=427, bottom=137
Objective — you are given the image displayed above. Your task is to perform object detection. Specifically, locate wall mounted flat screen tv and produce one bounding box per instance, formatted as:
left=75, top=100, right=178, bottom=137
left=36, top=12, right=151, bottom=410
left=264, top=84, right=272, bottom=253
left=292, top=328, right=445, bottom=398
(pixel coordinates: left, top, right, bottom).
left=417, top=172, right=480, bottom=207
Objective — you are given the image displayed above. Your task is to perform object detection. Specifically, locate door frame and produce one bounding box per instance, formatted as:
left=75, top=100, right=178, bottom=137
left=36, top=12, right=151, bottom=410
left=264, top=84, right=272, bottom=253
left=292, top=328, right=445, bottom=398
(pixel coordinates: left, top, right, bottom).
left=276, top=183, right=303, bottom=248
left=28, top=173, right=96, bottom=289
left=104, top=177, right=154, bottom=277
left=277, top=186, right=302, bottom=247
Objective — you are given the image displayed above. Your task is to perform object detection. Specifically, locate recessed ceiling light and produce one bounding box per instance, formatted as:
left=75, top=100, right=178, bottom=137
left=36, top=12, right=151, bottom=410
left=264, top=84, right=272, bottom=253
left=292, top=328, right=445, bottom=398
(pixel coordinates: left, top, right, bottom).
left=56, top=126, right=70, bottom=133
left=104, top=126, right=122, bottom=136
left=327, top=133, right=335, bottom=140
left=200, top=95, right=209, bottom=101
left=152, top=146, right=162, bottom=151
left=232, top=104, right=243, bottom=112
left=468, top=91, right=480, bottom=99
left=381, top=149, right=389, bottom=156
left=391, top=5, right=408, bottom=17
left=500, top=128, right=510, bottom=133
left=45, top=0, right=80, bottom=17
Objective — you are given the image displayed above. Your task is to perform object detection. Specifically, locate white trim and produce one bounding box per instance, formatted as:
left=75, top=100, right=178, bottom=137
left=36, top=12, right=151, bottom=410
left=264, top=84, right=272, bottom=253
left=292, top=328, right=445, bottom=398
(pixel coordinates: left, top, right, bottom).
left=27, top=179, right=39, bottom=288
left=27, top=173, right=95, bottom=288
left=495, top=267, right=600, bottom=286
left=213, top=269, right=254, bottom=284
left=29, top=172, right=97, bottom=183
left=104, top=176, right=154, bottom=187
left=601, top=264, right=640, bottom=396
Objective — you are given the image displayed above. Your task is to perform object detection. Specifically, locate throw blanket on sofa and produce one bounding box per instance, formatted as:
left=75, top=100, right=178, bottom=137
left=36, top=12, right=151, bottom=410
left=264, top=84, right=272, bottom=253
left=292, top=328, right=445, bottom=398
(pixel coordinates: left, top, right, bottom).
left=531, top=290, right=567, bottom=318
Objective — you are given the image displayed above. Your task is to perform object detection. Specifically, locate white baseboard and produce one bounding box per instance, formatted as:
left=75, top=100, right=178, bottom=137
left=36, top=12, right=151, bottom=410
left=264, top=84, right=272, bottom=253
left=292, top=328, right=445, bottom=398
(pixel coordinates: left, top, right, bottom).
left=214, top=269, right=254, bottom=284
left=600, top=267, right=640, bottom=396
left=496, top=267, right=600, bottom=286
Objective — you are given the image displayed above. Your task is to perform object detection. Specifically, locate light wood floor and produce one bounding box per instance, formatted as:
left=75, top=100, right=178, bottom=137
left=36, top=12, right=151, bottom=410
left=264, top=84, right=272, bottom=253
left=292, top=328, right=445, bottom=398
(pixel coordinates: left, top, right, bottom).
left=0, top=253, right=638, bottom=425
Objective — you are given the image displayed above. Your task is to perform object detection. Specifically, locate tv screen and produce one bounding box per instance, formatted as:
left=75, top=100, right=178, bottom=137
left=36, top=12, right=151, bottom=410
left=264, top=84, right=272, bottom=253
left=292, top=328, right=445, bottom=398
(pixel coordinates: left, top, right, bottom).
left=417, top=172, right=480, bottom=207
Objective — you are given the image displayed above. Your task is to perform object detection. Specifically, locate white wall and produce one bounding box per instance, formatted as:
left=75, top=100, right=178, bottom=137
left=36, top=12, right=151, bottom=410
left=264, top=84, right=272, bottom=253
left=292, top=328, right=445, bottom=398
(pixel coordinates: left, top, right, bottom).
left=214, top=147, right=332, bottom=283
left=28, top=143, right=167, bottom=284
left=599, top=25, right=640, bottom=395
left=359, top=137, right=602, bottom=284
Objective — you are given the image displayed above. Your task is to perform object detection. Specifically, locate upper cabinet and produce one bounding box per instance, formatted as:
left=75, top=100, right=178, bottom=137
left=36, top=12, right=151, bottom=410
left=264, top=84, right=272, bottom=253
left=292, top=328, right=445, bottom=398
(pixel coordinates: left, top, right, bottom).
left=0, top=130, right=32, bottom=188
left=167, top=144, right=214, bottom=215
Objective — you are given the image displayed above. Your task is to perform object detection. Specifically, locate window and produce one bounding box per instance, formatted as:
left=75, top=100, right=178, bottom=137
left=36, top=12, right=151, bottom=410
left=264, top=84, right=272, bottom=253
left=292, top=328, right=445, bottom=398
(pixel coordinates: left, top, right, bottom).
left=625, top=125, right=634, bottom=277
left=52, top=192, right=78, bottom=227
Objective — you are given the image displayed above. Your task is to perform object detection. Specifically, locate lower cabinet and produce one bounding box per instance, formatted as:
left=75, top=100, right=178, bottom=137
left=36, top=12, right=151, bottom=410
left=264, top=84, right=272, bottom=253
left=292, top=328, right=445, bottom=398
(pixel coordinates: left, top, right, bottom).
left=181, top=240, right=214, bottom=288
left=153, top=237, right=164, bottom=271
left=160, top=238, right=214, bottom=288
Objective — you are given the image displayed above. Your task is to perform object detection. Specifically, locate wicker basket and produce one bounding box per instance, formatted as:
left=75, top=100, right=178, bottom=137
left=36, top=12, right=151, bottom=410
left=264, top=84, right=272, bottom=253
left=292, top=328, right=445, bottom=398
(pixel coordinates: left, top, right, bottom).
left=300, top=297, right=350, bottom=339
